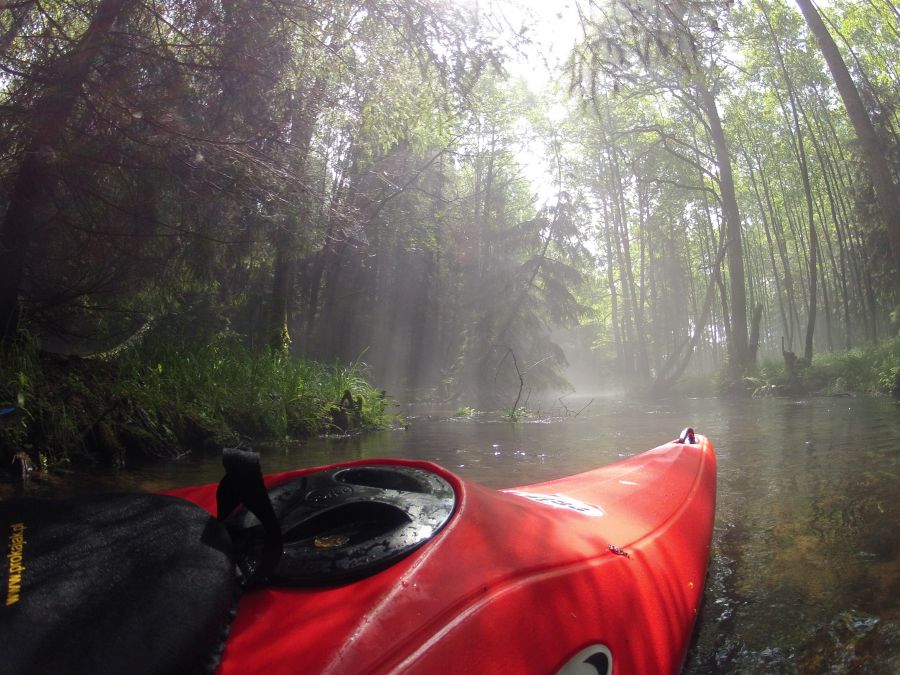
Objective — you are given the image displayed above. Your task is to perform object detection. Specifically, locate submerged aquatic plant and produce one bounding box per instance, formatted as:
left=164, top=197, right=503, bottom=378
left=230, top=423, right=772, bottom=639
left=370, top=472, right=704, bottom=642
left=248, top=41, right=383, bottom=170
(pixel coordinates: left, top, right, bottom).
left=504, top=406, right=528, bottom=421
left=454, top=406, right=478, bottom=418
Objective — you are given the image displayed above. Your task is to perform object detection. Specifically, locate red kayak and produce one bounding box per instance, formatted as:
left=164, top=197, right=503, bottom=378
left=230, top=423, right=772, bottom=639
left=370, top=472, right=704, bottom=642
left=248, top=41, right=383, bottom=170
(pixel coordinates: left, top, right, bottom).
left=164, top=430, right=717, bottom=674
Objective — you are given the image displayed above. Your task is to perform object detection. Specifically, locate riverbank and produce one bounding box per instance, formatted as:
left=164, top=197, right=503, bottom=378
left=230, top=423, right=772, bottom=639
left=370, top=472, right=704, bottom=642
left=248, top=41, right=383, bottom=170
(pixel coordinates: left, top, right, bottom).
left=676, top=336, right=900, bottom=398
left=747, top=335, right=900, bottom=398
left=0, top=335, right=396, bottom=474
left=3, top=334, right=896, bottom=475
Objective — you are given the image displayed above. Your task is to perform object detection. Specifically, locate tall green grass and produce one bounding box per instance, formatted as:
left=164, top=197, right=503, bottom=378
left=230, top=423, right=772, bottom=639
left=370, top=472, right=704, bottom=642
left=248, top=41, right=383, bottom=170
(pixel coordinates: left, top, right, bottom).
left=123, top=339, right=392, bottom=438
left=751, top=335, right=900, bottom=396
left=806, top=335, right=900, bottom=395
left=1, top=335, right=395, bottom=465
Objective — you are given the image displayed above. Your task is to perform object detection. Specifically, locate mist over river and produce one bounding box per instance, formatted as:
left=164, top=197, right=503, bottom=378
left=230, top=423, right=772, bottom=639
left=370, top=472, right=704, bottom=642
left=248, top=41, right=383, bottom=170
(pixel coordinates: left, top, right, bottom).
left=8, top=394, right=900, bottom=672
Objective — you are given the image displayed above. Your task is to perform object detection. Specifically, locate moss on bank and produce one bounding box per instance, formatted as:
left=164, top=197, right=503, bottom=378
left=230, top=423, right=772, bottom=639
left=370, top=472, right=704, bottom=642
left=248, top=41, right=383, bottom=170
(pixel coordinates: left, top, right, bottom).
left=0, top=336, right=396, bottom=471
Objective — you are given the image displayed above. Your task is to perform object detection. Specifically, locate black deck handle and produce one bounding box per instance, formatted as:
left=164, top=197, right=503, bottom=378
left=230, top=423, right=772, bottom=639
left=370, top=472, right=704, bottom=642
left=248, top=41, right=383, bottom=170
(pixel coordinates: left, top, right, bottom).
left=678, top=427, right=696, bottom=444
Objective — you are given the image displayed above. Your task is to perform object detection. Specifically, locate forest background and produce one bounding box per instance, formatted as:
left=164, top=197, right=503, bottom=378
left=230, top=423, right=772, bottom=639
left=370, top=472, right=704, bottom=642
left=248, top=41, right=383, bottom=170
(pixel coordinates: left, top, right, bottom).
left=0, top=0, right=898, bottom=466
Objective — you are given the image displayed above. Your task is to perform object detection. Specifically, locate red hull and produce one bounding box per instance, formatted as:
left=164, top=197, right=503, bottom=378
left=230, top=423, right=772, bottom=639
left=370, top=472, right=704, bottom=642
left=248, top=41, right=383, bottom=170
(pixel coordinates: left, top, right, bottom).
left=167, top=435, right=716, bottom=674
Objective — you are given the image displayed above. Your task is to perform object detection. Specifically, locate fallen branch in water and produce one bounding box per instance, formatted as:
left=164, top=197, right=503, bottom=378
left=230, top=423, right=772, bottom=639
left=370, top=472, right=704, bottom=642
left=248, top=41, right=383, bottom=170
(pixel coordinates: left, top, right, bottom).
left=558, top=395, right=594, bottom=419
left=494, top=347, right=525, bottom=419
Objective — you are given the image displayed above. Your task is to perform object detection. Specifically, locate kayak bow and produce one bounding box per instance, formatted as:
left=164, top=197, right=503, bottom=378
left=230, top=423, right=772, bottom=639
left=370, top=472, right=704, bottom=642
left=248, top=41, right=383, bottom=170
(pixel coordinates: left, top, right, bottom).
left=167, top=432, right=717, bottom=674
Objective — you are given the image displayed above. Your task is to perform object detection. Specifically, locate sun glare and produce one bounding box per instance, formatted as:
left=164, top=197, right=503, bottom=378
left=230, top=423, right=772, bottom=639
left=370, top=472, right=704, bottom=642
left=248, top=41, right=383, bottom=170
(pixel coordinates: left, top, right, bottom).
left=498, top=0, right=582, bottom=87
left=486, top=1, right=581, bottom=204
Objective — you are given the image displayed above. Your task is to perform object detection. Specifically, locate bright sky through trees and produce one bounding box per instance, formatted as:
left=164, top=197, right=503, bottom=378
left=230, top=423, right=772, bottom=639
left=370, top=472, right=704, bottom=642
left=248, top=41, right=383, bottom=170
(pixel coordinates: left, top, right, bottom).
left=483, top=0, right=582, bottom=202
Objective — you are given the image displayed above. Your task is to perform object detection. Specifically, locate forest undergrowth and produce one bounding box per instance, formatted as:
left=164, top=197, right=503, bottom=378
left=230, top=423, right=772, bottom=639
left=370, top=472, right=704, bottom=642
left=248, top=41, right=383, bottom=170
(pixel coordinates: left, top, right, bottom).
left=0, top=334, right=395, bottom=473
left=745, top=335, right=900, bottom=398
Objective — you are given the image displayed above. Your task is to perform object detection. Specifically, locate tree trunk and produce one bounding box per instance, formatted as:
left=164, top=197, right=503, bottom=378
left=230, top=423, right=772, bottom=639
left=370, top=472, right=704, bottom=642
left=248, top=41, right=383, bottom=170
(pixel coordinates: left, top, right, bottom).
left=608, top=142, right=650, bottom=386
left=655, top=241, right=728, bottom=388
left=796, top=0, right=900, bottom=277
left=808, top=107, right=852, bottom=349
left=601, top=193, right=624, bottom=376
left=267, top=223, right=296, bottom=351
left=267, top=81, right=322, bottom=352
left=761, top=1, right=819, bottom=363
left=696, top=79, right=749, bottom=375
left=740, top=136, right=790, bottom=344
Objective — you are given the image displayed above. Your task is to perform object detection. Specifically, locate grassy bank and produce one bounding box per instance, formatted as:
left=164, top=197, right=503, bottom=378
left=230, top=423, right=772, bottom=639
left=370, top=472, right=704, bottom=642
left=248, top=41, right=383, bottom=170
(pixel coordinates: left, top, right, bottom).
left=666, top=336, right=900, bottom=398
left=748, top=335, right=900, bottom=397
left=0, top=336, right=396, bottom=471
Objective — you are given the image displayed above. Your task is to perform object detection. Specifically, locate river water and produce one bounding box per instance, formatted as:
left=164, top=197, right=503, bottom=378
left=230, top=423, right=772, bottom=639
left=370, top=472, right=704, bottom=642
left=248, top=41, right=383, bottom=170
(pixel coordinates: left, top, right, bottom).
left=7, top=394, right=900, bottom=672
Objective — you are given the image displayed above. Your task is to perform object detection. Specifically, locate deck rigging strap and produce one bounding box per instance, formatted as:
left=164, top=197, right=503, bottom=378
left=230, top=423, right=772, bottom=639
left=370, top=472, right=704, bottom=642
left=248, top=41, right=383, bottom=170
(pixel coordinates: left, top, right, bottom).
left=216, top=447, right=284, bottom=585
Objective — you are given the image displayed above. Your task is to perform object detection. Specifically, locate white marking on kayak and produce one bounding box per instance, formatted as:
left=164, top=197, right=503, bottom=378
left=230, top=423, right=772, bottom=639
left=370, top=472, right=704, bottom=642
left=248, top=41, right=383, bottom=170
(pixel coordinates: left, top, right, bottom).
left=505, top=491, right=606, bottom=517
left=556, top=644, right=613, bottom=675
left=618, top=480, right=639, bottom=485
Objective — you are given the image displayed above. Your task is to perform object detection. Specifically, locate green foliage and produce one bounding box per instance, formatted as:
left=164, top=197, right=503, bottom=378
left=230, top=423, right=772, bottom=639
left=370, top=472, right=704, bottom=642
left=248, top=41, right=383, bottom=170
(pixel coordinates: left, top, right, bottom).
left=0, top=334, right=396, bottom=467
left=0, top=335, right=41, bottom=449
left=0, top=336, right=111, bottom=463
left=878, top=365, right=900, bottom=396
left=808, top=336, right=900, bottom=395
left=122, top=338, right=395, bottom=439
left=746, top=336, right=900, bottom=396
left=504, top=406, right=528, bottom=421
left=454, top=406, right=478, bottom=417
